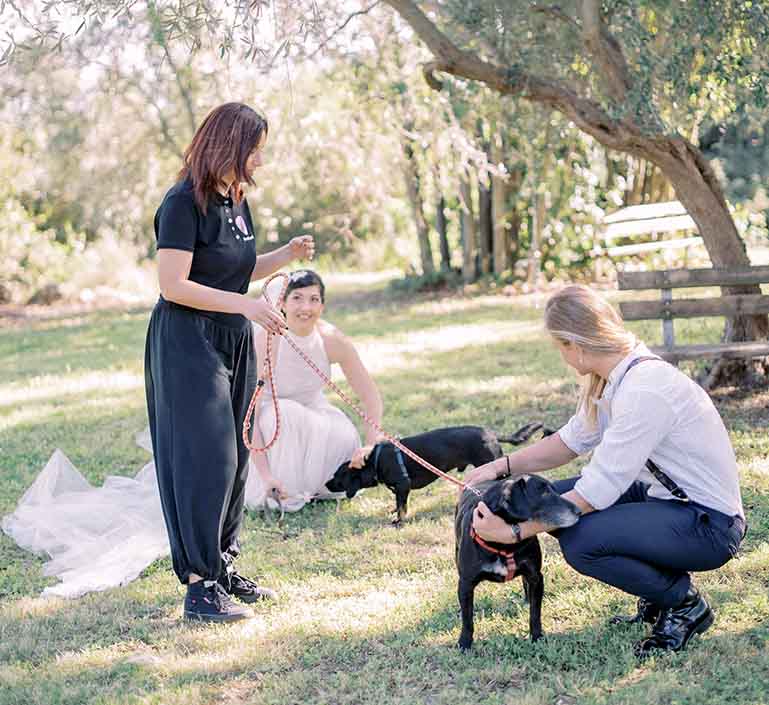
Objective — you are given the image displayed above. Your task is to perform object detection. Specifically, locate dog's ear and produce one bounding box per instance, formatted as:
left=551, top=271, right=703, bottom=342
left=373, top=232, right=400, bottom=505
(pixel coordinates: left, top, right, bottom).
left=498, top=477, right=536, bottom=523
left=345, top=469, right=364, bottom=498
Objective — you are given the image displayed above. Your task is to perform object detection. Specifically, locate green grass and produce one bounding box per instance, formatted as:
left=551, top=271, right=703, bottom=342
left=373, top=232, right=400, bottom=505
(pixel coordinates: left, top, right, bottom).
left=1, top=276, right=768, bottom=705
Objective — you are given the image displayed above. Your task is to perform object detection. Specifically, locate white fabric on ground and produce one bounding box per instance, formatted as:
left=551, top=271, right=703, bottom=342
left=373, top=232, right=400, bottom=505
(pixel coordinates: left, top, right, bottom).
left=1, top=430, right=169, bottom=598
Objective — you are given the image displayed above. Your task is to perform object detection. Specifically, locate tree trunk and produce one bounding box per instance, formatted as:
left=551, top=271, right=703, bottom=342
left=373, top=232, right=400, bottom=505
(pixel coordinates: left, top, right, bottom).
left=641, top=160, right=653, bottom=204
left=528, top=188, right=546, bottom=287
left=506, top=166, right=525, bottom=261
left=436, top=194, right=451, bottom=272
left=402, top=135, right=435, bottom=276
left=627, top=157, right=644, bottom=206
left=459, top=175, right=477, bottom=283
left=650, top=142, right=769, bottom=385
left=491, top=140, right=509, bottom=275
left=478, top=176, right=493, bottom=274
left=508, top=209, right=521, bottom=259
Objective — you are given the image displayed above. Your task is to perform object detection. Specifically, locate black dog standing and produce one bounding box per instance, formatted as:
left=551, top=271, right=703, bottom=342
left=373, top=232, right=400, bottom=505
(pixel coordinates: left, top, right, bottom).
left=325, top=423, right=549, bottom=524
left=454, top=476, right=580, bottom=650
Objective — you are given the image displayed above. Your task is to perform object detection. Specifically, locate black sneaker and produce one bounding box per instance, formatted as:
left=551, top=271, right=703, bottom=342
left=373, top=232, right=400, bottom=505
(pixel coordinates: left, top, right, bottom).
left=219, top=566, right=277, bottom=604
left=183, top=580, right=254, bottom=623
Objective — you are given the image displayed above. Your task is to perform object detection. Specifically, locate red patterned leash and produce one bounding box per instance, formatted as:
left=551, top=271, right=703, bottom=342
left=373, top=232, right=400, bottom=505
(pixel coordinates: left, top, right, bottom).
left=242, top=272, right=483, bottom=498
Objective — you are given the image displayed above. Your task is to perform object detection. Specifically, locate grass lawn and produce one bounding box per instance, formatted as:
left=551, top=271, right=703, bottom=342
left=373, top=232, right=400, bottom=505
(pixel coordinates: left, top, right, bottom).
left=1, top=273, right=768, bottom=705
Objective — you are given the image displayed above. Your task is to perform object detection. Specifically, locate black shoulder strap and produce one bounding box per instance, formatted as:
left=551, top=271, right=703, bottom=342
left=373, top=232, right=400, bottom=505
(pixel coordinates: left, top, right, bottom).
left=615, top=355, right=690, bottom=503
left=371, top=443, right=385, bottom=483
left=392, top=447, right=411, bottom=486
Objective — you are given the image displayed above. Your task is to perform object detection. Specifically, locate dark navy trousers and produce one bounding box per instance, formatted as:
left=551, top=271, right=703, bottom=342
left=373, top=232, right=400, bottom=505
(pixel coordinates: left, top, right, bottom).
left=552, top=477, right=745, bottom=608
left=145, top=299, right=257, bottom=584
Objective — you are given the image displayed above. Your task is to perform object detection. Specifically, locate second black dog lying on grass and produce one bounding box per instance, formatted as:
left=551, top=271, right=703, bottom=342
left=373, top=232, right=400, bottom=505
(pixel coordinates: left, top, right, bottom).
left=454, top=475, right=580, bottom=650
left=325, top=422, right=550, bottom=524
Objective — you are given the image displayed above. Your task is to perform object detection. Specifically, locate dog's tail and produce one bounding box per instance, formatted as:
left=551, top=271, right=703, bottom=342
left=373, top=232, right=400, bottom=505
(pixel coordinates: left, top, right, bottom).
left=496, top=421, right=555, bottom=445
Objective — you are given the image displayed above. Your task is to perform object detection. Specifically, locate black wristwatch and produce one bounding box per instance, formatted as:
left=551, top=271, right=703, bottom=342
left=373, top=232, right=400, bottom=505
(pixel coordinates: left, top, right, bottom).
left=510, top=522, right=522, bottom=543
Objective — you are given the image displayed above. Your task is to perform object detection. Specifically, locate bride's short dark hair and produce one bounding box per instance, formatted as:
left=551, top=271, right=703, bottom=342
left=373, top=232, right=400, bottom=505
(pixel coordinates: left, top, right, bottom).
left=286, top=269, right=325, bottom=302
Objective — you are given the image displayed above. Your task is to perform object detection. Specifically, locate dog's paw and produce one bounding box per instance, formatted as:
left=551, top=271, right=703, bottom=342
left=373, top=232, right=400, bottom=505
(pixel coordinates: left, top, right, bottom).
left=457, top=636, right=473, bottom=652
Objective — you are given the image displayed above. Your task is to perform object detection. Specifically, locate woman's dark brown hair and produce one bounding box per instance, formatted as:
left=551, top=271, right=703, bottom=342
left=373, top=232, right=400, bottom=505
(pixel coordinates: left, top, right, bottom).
left=178, top=102, right=268, bottom=213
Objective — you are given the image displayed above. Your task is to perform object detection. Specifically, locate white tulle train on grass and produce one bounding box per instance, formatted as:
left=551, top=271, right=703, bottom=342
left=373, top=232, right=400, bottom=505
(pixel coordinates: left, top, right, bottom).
left=2, top=325, right=361, bottom=598
left=1, top=430, right=169, bottom=599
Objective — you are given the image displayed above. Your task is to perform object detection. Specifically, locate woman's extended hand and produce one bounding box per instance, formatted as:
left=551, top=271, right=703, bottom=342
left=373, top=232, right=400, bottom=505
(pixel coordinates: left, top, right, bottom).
left=349, top=445, right=372, bottom=470
left=459, top=459, right=502, bottom=499
left=242, top=297, right=287, bottom=334
left=288, top=235, right=315, bottom=261
left=263, top=474, right=288, bottom=501
left=472, top=501, right=516, bottom=543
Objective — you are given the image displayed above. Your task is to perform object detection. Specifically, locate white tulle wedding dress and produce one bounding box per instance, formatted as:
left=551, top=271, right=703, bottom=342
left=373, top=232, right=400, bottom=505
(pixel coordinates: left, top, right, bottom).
left=244, top=325, right=360, bottom=512
left=2, top=326, right=360, bottom=598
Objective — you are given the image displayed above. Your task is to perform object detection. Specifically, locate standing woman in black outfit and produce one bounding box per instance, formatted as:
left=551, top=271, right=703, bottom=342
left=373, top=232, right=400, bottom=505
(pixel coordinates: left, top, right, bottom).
left=145, top=102, right=314, bottom=622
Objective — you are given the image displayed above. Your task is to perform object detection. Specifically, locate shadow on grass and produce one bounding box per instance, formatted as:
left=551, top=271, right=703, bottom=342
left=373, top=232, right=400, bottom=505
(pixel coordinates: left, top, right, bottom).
left=1, top=473, right=768, bottom=704
left=4, top=569, right=767, bottom=705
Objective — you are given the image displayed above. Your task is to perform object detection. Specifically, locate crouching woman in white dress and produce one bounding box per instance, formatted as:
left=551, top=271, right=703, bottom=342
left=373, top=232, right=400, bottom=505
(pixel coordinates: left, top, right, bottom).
left=245, top=270, right=384, bottom=512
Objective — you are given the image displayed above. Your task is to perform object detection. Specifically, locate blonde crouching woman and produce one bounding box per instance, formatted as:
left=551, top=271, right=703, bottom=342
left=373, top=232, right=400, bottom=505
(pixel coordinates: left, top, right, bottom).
left=465, top=285, right=745, bottom=659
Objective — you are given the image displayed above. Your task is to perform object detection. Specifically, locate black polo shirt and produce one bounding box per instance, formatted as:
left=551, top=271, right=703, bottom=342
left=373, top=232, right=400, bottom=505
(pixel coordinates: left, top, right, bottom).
left=154, top=178, right=257, bottom=294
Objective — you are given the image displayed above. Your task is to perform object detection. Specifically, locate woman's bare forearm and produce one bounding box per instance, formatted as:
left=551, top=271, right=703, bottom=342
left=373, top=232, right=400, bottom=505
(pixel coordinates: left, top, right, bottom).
left=468, top=431, right=578, bottom=486
left=360, top=385, right=383, bottom=445
left=161, top=278, right=249, bottom=314
left=505, top=432, right=577, bottom=476
left=251, top=245, right=293, bottom=280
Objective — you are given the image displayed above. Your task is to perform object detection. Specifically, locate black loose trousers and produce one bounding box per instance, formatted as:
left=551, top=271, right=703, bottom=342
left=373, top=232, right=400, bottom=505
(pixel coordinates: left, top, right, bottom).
left=145, top=300, right=257, bottom=583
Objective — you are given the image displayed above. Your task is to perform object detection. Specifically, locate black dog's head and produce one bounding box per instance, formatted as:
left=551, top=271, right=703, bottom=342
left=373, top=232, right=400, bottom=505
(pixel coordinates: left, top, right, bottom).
left=482, top=475, right=580, bottom=528
left=325, top=456, right=380, bottom=499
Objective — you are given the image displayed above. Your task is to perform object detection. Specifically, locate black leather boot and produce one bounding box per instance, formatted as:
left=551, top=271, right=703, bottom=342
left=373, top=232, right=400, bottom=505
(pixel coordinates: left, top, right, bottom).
left=633, top=586, right=714, bottom=659
left=610, top=597, right=662, bottom=626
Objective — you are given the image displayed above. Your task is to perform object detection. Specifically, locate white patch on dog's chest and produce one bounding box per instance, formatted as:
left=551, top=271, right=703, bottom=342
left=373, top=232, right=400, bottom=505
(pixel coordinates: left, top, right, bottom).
left=482, top=560, right=509, bottom=578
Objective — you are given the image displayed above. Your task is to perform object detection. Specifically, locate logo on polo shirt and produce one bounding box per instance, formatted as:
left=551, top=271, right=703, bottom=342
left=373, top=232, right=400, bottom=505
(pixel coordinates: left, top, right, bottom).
left=235, top=215, right=254, bottom=241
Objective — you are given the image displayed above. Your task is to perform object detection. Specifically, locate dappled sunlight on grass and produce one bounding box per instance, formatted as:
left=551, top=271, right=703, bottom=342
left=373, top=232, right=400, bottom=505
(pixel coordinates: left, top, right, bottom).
left=350, top=320, right=544, bottom=376
left=2, top=286, right=769, bottom=705
left=1, top=370, right=143, bottom=408
left=430, top=374, right=576, bottom=400
left=0, top=310, right=149, bottom=385
left=1, top=391, right=144, bottom=432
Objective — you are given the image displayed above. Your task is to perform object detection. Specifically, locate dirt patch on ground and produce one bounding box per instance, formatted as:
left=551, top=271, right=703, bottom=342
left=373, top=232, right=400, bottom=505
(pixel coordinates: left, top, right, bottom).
left=710, top=384, right=769, bottom=426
